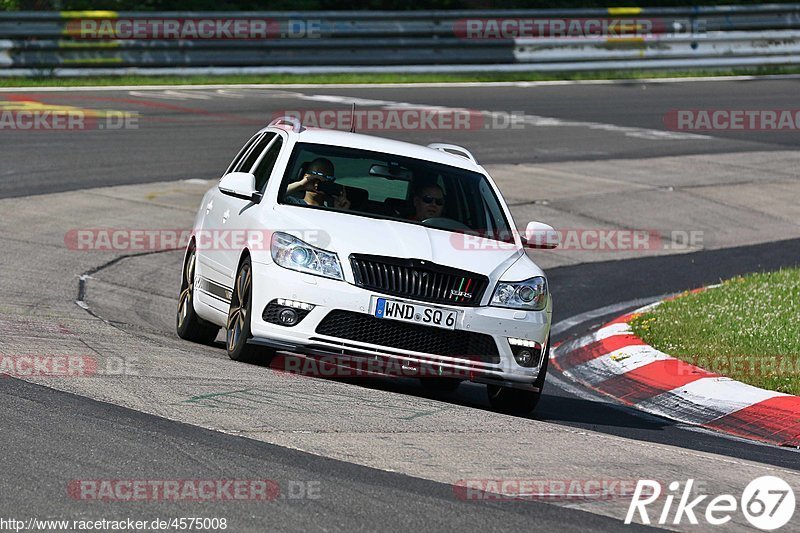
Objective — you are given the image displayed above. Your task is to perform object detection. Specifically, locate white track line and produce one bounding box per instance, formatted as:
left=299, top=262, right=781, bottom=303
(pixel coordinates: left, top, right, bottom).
left=287, top=92, right=710, bottom=141
left=0, top=85, right=710, bottom=141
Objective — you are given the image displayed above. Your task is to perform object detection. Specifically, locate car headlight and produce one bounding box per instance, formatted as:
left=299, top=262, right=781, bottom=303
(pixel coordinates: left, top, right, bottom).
left=490, top=276, right=548, bottom=311
left=271, top=232, right=343, bottom=280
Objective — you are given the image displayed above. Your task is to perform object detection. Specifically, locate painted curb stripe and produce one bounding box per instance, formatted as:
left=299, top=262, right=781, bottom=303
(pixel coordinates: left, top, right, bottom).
left=705, top=396, right=800, bottom=447
left=570, top=344, right=670, bottom=385
left=637, top=377, right=786, bottom=426
left=559, top=334, right=646, bottom=370
left=595, top=359, right=718, bottom=404
left=555, top=322, right=632, bottom=355
left=555, top=296, right=800, bottom=447
left=666, top=375, right=787, bottom=414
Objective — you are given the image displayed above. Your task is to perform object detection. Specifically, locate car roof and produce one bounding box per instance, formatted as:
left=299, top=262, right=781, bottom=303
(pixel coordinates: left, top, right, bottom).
left=263, top=126, right=483, bottom=173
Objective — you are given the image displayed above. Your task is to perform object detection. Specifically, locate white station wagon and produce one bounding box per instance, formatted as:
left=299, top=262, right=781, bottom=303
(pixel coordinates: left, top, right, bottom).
left=177, top=117, right=558, bottom=413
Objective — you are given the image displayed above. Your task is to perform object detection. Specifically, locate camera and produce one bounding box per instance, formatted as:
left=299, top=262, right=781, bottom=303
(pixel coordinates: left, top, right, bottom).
left=317, top=180, right=344, bottom=196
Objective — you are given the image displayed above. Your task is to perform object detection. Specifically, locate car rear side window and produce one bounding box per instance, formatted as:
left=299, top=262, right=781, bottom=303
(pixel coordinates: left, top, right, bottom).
left=225, top=133, right=262, bottom=175
left=236, top=132, right=276, bottom=174
left=253, top=136, right=284, bottom=191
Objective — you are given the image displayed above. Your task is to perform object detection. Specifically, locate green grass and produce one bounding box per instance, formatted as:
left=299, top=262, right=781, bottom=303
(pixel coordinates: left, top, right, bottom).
left=630, top=268, right=800, bottom=395
left=2, top=65, right=800, bottom=87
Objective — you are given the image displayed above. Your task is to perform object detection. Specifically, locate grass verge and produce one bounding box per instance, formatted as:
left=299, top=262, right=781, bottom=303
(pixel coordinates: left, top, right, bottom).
left=1, top=65, right=800, bottom=87
left=630, top=268, right=800, bottom=395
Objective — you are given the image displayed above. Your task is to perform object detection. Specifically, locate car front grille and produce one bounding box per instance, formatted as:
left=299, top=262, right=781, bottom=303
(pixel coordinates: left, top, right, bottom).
left=349, top=254, right=489, bottom=306
left=315, top=310, right=500, bottom=364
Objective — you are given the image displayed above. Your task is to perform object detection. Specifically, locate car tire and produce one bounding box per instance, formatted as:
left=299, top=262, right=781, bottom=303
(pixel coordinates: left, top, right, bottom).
left=176, top=245, right=220, bottom=344
left=419, top=377, right=462, bottom=393
left=486, top=337, right=550, bottom=415
left=226, top=256, right=273, bottom=363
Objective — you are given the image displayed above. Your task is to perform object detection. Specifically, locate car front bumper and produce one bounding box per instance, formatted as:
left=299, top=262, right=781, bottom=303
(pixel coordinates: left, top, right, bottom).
left=249, top=260, right=551, bottom=388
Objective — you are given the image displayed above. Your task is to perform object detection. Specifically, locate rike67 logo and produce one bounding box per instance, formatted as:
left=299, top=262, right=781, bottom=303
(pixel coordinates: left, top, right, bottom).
left=626, top=477, right=795, bottom=530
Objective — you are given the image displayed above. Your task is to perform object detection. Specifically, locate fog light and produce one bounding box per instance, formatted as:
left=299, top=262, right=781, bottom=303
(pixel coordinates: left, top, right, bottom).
left=263, top=299, right=314, bottom=326
left=278, top=308, right=299, bottom=326
left=514, top=349, right=533, bottom=366
left=508, top=338, right=543, bottom=368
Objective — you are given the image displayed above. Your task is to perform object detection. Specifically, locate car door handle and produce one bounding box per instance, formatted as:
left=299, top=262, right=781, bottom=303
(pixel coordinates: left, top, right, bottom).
left=205, top=200, right=214, bottom=215
left=222, top=209, right=230, bottom=224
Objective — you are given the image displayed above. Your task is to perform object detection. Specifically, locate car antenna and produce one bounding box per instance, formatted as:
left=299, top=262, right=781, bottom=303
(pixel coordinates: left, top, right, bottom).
left=349, top=102, right=356, bottom=133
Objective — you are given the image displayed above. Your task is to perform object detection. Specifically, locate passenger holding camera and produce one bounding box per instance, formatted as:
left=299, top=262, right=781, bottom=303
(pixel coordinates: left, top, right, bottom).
left=284, top=158, right=350, bottom=209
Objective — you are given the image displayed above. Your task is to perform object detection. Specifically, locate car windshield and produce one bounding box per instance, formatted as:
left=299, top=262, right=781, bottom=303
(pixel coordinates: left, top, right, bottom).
left=278, top=142, right=513, bottom=241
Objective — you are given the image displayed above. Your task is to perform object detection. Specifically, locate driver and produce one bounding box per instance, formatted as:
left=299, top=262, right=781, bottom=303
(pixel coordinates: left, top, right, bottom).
left=409, top=183, right=445, bottom=221
left=284, top=158, right=350, bottom=209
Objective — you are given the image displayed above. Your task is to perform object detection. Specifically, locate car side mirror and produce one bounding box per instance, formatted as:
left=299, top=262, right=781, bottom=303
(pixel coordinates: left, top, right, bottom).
left=524, top=221, right=559, bottom=249
left=219, top=172, right=261, bottom=202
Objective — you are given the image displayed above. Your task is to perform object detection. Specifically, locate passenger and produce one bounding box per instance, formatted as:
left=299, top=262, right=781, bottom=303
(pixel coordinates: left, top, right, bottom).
left=284, top=158, right=350, bottom=209
left=409, top=183, right=445, bottom=221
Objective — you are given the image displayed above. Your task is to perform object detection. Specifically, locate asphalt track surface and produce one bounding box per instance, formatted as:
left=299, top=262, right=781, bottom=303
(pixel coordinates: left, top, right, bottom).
left=1, top=79, right=799, bottom=531
left=1, top=77, right=800, bottom=198
left=1, top=377, right=648, bottom=532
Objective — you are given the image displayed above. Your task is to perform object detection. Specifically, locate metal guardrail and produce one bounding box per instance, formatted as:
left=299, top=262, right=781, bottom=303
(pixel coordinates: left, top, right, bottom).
left=0, top=5, right=799, bottom=75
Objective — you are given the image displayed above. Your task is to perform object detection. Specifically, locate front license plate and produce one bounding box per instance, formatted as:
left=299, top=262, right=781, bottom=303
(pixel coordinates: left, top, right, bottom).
left=373, top=297, right=458, bottom=330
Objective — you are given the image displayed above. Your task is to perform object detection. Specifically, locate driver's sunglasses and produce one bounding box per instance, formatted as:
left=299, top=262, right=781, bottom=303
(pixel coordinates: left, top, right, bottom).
left=421, top=195, right=445, bottom=206
left=307, top=169, right=335, bottom=181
